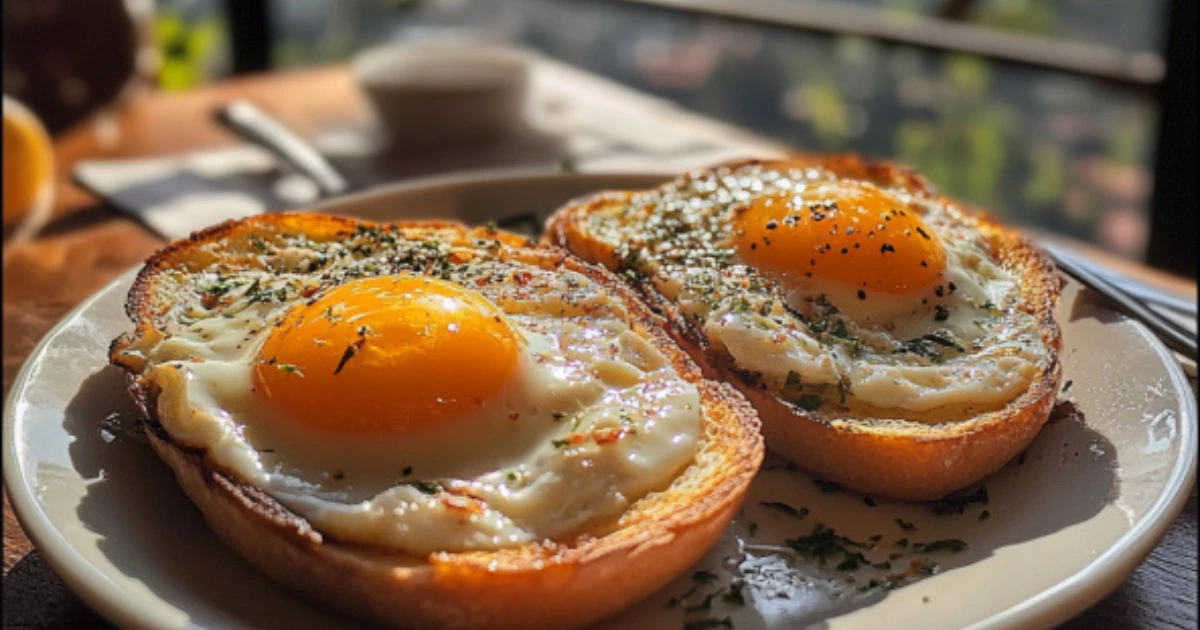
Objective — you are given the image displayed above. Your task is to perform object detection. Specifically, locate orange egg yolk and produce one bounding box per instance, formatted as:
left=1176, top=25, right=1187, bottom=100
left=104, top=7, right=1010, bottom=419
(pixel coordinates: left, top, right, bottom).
left=731, top=180, right=946, bottom=296
left=254, top=275, right=521, bottom=434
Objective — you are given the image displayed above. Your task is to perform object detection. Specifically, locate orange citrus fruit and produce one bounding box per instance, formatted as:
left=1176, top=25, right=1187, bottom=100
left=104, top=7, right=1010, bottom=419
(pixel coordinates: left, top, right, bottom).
left=3, top=96, right=54, bottom=225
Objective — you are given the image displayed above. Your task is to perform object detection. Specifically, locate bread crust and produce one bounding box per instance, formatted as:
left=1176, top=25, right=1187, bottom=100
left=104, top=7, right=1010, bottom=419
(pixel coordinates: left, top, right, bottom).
left=546, top=155, right=1063, bottom=501
left=110, top=213, right=764, bottom=630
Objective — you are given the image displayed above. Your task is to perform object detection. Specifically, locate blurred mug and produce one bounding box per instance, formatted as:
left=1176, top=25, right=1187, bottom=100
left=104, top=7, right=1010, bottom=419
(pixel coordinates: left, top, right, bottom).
left=353, top=40, right=532, bottom=148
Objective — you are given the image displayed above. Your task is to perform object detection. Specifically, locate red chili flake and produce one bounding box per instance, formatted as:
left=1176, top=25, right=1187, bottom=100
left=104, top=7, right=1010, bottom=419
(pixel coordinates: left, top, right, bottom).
left=441, top=495, right=485, bottom=516
left=592, top=427, right=631, bottom=445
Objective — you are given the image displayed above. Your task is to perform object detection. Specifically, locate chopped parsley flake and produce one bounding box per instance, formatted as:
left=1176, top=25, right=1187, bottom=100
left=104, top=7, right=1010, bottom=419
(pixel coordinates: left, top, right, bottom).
left=692, top=570, right=718, bottom=584
left=759, top=501, right=809, bottom=519
left=912, top=539, right=968, bottom=554
left=275, top=363, right=303, bottom=376
left=796, top=394, right=822, bottom=411
left=411, top=481, right=442, bottom=495
left=814, top=479, right=842, bottom=493
left=722, top=579, right=746, bottom=606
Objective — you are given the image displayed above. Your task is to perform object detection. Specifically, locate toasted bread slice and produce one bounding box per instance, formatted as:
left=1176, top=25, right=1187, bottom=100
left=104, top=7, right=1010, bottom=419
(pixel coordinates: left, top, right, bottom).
left=546, top=155, right=1063, bottom=501
left=110, top=213, right=763, bottom=630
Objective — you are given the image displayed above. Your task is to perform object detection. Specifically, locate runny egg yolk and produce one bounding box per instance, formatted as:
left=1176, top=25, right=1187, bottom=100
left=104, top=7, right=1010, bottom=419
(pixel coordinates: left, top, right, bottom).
left=731, top=180, right=946, bottom=296
left=254, top=275, right=521, bottom=434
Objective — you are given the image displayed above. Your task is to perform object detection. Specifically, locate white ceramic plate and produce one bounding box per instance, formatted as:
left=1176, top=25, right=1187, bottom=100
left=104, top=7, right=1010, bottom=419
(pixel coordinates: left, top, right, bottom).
left=5, top=172, right=1196, bottom=630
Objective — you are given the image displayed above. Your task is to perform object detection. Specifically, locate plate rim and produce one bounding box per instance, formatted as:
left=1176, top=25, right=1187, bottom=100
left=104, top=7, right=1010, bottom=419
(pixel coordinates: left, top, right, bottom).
left=4, top=172, right=1197, bottom=630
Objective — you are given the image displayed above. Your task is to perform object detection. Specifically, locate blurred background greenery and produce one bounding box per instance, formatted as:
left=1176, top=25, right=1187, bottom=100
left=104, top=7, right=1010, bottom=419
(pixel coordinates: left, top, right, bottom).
left=4, top=0, right=1177, bottom=266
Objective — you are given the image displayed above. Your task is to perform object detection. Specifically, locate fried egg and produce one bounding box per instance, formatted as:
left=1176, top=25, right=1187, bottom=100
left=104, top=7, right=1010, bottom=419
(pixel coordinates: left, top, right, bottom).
left=584, top=161, right=1051, bottom=417
left=114, top=224, right=701, bottom=555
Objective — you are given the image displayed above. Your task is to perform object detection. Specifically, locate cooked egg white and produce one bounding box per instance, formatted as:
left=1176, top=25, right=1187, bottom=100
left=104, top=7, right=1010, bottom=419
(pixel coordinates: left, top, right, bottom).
left=588, top=164, right=1050, bottom=417
left=116, top=229, right=701, bottom=555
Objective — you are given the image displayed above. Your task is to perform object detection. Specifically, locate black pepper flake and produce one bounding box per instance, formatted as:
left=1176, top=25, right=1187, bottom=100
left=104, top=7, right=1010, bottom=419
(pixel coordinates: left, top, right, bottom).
left=916, top=227, right=930, bottom=240
left=857, top=289, right=867, bottom=300
left=934, top=305, right=950, bottom=321
left=1061, top=380, right=1073, bottom=393
left=881, top=243, right=896, bottom=254
left=841, top=248, right=848, bottom=254
left=979, top=510, right=991, bottom=521
left=948, top=282, right=957, bottom=293
left=750, top=243, right=758, bottom=250
left=765, top=220, right=778, bottom=230
left=935, top=285, right=945, bottom=297
left=863, top=496, right=877, bottom=507
left=920, top=260, right=928, bottom=268
left=402, top=466, right=413, bottom=477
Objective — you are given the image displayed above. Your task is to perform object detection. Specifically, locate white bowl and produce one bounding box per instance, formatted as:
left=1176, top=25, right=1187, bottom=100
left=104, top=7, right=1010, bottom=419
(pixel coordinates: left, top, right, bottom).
left=352, top=41, right=532, bottom=146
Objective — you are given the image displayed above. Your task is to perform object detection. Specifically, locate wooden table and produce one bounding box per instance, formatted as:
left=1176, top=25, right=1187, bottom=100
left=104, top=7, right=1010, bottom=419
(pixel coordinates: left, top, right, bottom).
left=3, top=64, right=1196, bottom=629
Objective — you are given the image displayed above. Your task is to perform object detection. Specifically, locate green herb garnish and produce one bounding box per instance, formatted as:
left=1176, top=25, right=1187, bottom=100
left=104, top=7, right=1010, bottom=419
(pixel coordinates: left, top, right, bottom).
left=912, top=539, right=968, bottom=554
left=759, top=501, right=808, bottom=519
left=411, top=481, right=442, bottom=495
left=722, top=579, right=746, bottom=605
left=692, top=570, right=718, bottom=584
left=797, top=394, right=822, bottom=411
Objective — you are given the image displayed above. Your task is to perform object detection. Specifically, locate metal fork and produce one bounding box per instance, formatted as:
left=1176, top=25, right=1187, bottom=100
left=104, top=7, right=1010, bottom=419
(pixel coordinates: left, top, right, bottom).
left=1043, top=244, right=1197, bottom=361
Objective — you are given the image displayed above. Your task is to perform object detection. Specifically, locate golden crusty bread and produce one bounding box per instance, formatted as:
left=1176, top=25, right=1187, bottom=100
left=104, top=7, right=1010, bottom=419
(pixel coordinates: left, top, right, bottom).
left=109, top=213, right=763, bottom=630
left=546, top=155, right=1063, bottom=501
